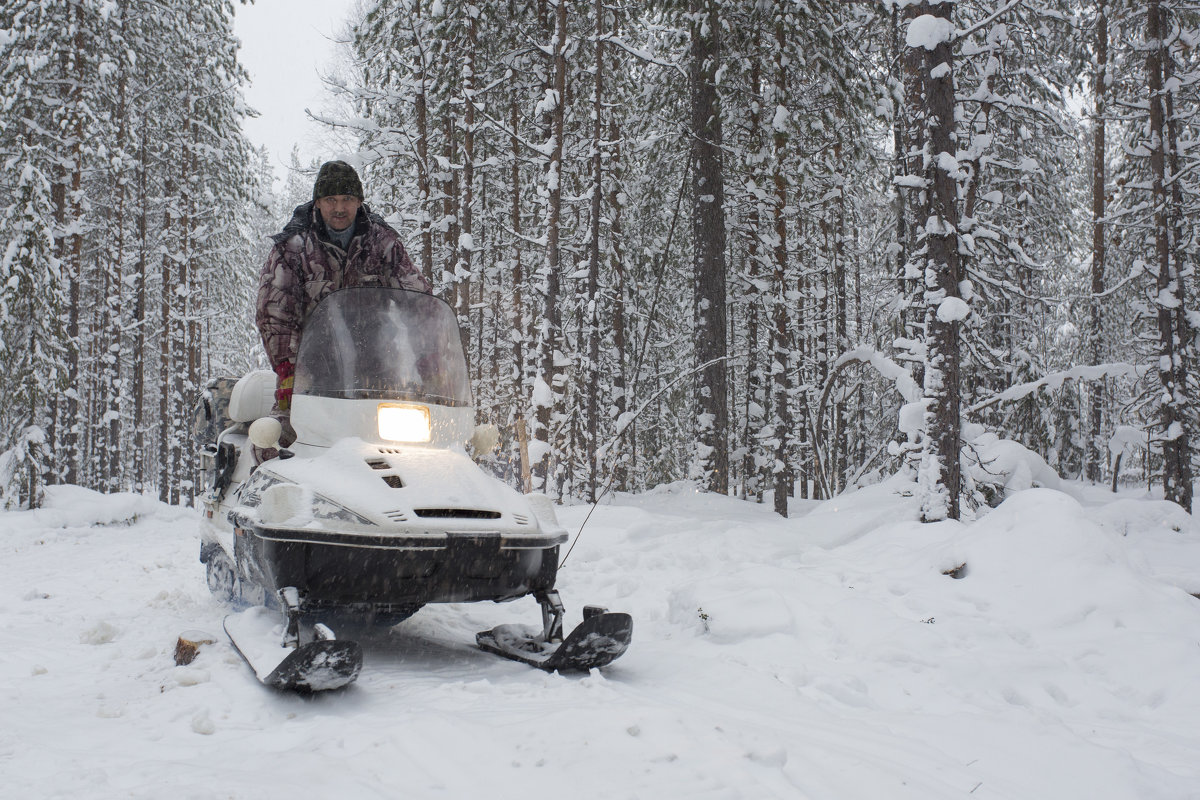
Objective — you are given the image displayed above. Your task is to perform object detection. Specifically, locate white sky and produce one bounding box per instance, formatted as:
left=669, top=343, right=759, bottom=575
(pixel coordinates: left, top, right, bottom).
left=233, top=0, right=359, bottom=180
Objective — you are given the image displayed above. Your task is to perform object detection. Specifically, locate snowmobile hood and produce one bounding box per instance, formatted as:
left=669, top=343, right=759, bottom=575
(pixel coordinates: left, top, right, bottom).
left=242, top=439, right=550, bottom=537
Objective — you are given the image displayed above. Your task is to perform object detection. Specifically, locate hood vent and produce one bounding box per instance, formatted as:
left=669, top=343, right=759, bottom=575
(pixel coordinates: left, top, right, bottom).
left=366, top=458, right=389, bottom=470
left=382, top=475, right=404, bottom=488
left=414, top=508, right=501, bottom=520
left=382, top=510, right=409, bottom=523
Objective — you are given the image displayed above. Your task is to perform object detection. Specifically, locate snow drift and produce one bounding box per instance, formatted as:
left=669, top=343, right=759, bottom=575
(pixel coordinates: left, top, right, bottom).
left=2, top=473, right=1200, bottom=799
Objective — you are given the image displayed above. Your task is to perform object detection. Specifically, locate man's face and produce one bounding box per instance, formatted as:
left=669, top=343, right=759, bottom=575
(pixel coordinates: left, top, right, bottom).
left=316, top=195, right=361, bottom=232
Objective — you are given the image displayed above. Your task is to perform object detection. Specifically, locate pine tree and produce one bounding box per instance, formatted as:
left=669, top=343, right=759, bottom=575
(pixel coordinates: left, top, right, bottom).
left=1086, top=0, right=1110, bottom=483
left=0, top=0, right=82, bottom=507
left=1143, top=0, right=1193, bottom=510
left=687, top=0, right=730, bottom=495
left=0, top=0, right=255, bottom=504
left=0, top=157, right=65, bottom=508
left=904, top=2, right=964, bottom=522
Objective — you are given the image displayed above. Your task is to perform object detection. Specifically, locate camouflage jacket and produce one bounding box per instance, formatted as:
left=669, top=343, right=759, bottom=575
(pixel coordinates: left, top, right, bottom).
left=256, top=201, right=431, bottom=369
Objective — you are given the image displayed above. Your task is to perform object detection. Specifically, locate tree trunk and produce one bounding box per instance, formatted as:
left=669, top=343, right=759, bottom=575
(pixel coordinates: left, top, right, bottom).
left=584, top=0, right=606, bottom=503
left=458, top=11, right=476, bottom=369
left=103, top=11, right=130, bottom=492
left=183, top=96, right=201, bottom=506
left=56, top=17, right=86, bottom=486
left=442, top=110, right=459, bottom=286
left=416, top=29, right=434, bottom=284
left=743, top=50, right=765, bottom=502
left=532, top=0, right=568, bottom=494
left=1087, top=0, right=1108, bottom=483
left=158, top=194, right=172, bottom=503
left=832, top=138, right=849, bottom=494
left=898, top=2, right=927, bottom=391
left=1146, top=0, right=1192, bottom=511
left=1161, top=11, right=1192, bottom=502
left=509, top=90, right=528, bottom=490
left=891, top=5, right=908, bottom=337
left=689, top=0, right=729, bottom=495
left=768, top=15, right=791, bottom=516
left=914, top=1, right=963, bottom=522
left=133, top=117, right=148, bottom=493
left=608, top=110, right=629, bottom=492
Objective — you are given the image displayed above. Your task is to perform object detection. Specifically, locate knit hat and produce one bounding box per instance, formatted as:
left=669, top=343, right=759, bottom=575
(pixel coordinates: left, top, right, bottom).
left=312, top=160, right=364, bottom=201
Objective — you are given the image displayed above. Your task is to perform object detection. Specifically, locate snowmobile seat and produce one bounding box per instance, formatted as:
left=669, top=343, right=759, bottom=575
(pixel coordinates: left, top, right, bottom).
left=229, top=370, right=278, bottom=423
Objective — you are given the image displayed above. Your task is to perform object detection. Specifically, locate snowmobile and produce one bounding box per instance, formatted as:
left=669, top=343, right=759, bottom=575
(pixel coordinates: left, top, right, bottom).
left=197, top=287, right=631, bottom=691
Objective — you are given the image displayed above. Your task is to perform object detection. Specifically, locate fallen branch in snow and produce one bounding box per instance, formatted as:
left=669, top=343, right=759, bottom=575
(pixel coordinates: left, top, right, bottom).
left=966, top=362, right=1150, bottom=415
left=814, top=346, right=920, bottom=445
left=808, top=347, right=921, bottom=501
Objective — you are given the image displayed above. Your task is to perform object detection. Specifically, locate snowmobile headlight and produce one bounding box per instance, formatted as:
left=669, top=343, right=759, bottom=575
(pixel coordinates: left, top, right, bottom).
left=378, top=403, right=431, bottom=443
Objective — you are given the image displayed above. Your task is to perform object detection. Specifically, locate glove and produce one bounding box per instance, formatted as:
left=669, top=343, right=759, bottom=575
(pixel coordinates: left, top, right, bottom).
left=274, top=360, right=295, bottom=412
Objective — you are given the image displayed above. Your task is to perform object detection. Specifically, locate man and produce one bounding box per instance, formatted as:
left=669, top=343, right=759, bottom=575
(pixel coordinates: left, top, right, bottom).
left=256, top=160, right=431, bottom=429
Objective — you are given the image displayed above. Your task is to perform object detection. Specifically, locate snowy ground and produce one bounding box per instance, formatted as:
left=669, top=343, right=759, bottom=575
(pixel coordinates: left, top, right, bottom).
left=3, top=477, right=1200, bottom=800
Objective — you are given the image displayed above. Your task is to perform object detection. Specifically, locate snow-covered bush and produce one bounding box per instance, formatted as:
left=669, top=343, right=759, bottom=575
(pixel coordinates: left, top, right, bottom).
left=962, top=423, right=1063, bottom=508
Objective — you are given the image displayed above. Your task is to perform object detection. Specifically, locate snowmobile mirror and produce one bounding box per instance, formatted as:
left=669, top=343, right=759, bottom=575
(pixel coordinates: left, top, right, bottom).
left=248, top=416, right=282, bottom=450
left=470, top=423, right=500, bottom=455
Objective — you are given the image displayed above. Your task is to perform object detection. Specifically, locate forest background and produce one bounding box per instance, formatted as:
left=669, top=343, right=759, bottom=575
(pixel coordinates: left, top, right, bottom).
left=2, top=0, right=1197, bottom=523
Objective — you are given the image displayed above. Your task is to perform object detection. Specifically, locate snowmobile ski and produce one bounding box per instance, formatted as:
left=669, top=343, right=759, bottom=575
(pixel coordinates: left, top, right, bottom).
left=476, top=611, right=632, bottom=672
left=223, top=608, right=362, bottom=692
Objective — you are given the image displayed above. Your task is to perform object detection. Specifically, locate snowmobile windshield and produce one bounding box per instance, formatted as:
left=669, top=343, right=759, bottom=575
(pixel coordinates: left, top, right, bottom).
left=293, top=288, right=472, bottom=407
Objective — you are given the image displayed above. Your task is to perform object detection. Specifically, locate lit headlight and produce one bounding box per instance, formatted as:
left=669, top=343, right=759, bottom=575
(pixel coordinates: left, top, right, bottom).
left=378, top=404, right=431, bottom=443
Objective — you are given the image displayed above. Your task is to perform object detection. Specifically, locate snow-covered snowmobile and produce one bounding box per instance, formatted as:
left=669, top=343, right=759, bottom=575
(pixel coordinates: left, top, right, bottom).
left=197, top=287, right=631, bottom=691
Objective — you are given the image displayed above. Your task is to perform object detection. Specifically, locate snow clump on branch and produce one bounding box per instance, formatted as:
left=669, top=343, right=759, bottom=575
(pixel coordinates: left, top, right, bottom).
left=906, top=15, right=955, bottom=51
